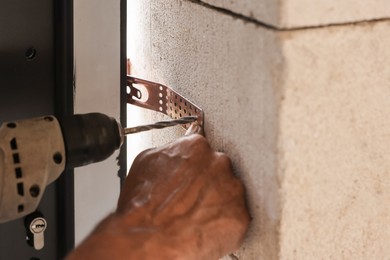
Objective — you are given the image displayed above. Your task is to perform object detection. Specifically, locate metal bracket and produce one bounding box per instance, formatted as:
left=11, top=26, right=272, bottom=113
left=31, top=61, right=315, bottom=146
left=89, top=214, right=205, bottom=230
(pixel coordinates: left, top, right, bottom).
left=126, top=76, right=204, bottom=129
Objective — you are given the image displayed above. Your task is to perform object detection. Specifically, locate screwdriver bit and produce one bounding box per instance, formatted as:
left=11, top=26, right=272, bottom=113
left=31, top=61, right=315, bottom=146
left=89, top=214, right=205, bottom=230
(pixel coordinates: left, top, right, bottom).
left=123, top=116, right=198, bottom=135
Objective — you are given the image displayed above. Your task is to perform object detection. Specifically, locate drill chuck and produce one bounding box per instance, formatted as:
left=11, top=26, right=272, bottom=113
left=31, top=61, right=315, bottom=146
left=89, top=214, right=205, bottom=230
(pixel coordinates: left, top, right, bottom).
left=59, top=113, right=122, bottom=169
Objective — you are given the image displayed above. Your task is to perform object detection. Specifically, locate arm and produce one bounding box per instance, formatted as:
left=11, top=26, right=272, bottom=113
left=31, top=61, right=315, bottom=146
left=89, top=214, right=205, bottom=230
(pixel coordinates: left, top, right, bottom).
left=67, top=134, right=250, bottom=260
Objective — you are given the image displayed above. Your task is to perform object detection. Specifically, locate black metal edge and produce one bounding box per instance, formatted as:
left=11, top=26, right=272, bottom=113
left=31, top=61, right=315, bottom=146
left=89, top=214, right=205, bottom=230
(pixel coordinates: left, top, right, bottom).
left=118, top=0, right=127, bottom=187
left=53, top=0, right=75, bottom=258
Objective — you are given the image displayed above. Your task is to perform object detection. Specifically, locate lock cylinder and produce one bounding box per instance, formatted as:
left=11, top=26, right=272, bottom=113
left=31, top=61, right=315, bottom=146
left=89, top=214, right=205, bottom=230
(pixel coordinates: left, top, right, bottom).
left=25, top=211, right=47, bottom=250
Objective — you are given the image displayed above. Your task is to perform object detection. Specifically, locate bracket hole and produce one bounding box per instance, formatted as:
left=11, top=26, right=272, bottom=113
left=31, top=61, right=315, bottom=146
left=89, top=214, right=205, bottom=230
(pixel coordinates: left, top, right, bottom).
left=131, top=84, right=149, bottom=102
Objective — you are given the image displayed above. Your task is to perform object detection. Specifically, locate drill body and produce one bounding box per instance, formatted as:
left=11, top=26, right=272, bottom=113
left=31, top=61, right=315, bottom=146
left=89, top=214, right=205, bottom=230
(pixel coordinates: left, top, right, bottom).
left=0, top=113, right=122, bottom=223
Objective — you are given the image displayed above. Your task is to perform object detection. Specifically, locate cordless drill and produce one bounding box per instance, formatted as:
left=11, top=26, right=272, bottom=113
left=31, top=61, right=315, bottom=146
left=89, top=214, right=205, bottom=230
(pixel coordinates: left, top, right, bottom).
left=0, top=113, right=196, bottom=223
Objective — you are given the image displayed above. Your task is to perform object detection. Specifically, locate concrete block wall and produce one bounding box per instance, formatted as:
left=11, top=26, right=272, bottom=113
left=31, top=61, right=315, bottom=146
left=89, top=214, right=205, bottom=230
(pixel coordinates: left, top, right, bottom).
left=279, top=22, right=390, bottom=259
left=203, top=0, right=390, bottom=28
left=128, top=1, right=283, bottom=258
left=128, top=0, right=390, bottom=259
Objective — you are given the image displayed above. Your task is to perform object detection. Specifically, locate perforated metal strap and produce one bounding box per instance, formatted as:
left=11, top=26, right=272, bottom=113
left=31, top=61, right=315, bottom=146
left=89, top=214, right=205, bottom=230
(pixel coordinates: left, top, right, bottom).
left=126, top=76, right=204, bottom=129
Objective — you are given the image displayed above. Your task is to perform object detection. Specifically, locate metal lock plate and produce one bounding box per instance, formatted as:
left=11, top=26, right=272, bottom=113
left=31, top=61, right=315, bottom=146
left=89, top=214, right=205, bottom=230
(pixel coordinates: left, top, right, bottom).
left=127, top=76, right=204, bottom=128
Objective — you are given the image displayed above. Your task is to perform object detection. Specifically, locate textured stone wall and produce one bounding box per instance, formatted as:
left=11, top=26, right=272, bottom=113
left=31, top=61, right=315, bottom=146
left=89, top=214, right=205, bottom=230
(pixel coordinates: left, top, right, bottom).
left=127, top=1, right=283, bottom=258
left=279, top=21, right=390, bottom=259
left=203, top=0, right=390, bottom=28
left=128, top=1, right=390, bottom=259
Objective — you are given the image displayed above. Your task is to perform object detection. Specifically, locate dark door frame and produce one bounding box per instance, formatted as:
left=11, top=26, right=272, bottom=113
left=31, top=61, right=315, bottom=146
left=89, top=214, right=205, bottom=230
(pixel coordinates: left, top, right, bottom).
left=54, top=0, right=75, bottom=258
left=119, top=0, right=127, bottom=186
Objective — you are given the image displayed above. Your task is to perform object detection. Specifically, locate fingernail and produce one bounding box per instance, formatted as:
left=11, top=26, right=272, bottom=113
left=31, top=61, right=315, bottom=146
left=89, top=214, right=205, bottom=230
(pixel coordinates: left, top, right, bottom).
left=185, top=122, right=205, bottom=136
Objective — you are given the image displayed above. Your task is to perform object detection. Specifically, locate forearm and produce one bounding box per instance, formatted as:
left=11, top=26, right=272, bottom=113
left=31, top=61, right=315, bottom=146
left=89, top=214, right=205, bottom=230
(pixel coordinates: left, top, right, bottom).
left=67, top=134, right=250, bottom=259
left=66, top=214, right=188, bottom=260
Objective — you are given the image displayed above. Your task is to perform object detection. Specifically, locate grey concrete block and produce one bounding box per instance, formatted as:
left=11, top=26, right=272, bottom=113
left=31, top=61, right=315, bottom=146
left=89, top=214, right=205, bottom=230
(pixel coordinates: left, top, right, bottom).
left=128, top=0, right=390, bottom=259
left=128, top=0, right=282, bottom=258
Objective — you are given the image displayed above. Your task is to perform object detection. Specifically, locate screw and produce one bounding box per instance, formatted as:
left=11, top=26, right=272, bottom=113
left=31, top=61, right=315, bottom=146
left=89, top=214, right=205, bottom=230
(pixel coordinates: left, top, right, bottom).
left=25, top=48, right=37, bottom=61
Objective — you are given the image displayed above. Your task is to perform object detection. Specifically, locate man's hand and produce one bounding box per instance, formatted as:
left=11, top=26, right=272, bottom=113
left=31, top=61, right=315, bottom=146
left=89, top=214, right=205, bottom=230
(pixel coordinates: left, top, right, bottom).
left=68, top=134, right=250, bottom=260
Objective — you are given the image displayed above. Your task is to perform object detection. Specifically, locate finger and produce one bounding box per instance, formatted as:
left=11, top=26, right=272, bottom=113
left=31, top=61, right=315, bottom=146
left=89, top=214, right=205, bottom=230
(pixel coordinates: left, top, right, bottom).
left=185, top=122, right=205, bottom=136
left=162, top=133, right=212, bottom=160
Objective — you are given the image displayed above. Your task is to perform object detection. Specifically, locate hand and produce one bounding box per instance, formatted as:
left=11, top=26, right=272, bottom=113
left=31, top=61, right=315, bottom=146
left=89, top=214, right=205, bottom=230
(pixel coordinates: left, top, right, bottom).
left=68, top=134, right=250, bottom=260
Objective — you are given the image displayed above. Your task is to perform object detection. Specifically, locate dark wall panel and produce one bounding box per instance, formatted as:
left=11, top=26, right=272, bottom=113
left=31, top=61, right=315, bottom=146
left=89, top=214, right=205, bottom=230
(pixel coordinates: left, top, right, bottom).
left=0, top=0, right=74, bottom=258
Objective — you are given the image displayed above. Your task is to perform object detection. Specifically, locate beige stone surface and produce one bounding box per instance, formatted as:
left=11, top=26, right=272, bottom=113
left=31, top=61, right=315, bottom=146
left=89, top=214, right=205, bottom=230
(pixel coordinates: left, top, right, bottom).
left=279, top=21, right=390, bottom=259
left=203, top=0, right=390, bottom=28
left=201, top=0, right=280, bottom=28
left=128, top=0, right=390, bottom=259
left=127, top=0, right=282, bottom=258
left=281, top=0, right=390, bottom=28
